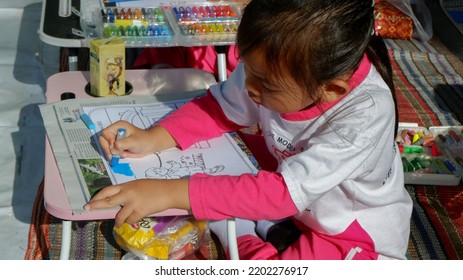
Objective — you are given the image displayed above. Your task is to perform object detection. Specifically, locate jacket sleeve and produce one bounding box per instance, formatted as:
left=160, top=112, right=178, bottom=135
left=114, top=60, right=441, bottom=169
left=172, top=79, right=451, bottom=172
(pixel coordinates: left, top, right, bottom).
left=188, top=170, right=299, bottom=220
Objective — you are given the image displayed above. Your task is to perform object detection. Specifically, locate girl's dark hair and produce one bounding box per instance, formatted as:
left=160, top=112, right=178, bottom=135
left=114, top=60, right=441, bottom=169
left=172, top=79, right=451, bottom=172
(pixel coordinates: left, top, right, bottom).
left=236, top=0, right=398, bottom=134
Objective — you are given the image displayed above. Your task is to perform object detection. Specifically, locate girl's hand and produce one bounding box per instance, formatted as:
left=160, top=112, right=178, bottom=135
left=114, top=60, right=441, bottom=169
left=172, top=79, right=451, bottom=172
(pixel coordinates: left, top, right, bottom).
left=84, top=178, right=190, bottom=227
left=98, top=120, right=177, bottom=160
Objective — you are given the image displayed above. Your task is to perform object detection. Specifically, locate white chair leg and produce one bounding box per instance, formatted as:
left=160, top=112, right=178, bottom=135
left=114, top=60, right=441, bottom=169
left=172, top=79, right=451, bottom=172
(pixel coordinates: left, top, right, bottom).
left=60, top=220, right=72, bottom=260
left=216, top=50, right=227, bottom=82
left=227, top=218, right=239, bottom=260
left=218, top=48, right=238, bottom=260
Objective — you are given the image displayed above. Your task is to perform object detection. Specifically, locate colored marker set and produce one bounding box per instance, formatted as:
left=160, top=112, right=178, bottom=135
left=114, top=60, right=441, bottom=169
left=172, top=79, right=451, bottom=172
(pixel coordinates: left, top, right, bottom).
left=178, top=21, right=238, bottom=36
left=434, top=127, right=463, bottom=176
left=401, top=156, right=456, bottom=175
left=101, top=7, right=173, bottom=46
left=170, top=4, right=241, bottom=44
left=102, top=7, right=166, bottom=23
left=397, top=124, right=463, bottom=186
left=96, top=2, right=243, bottom=47
left=172, top=5, right=239, bottom=21
left=104, top=24, right=172, bottom=39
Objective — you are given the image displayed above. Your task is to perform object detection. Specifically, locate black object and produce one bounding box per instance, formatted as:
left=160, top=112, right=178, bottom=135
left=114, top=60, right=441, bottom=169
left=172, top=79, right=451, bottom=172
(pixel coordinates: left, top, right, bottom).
left=60, top=92, right=76, bottom=100
left=42, top=0, right=82, bottom=40
left=84, top=81, right=133, bottom=97
left=264, top=219, right=302, bottom=254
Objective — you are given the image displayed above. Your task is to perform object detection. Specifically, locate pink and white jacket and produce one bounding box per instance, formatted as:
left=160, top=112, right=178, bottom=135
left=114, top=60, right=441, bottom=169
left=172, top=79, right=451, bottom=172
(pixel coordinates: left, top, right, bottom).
left=158, top=56, right=413, bottom=260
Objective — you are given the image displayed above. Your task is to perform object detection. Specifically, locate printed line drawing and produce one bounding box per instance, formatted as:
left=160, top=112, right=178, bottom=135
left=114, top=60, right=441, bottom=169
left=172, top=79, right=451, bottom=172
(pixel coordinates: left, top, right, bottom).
left=145, top=153, right=225, bottom=179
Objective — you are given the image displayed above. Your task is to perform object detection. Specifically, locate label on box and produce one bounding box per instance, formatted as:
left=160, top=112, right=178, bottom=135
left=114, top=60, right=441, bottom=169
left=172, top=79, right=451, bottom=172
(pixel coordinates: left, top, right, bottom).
left=90, top=37, right=126, bottom=97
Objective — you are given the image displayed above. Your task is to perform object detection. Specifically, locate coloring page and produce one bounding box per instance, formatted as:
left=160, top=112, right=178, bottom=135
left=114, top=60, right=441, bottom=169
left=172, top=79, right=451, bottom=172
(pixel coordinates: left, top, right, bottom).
left=82, top=100, right=258, bottom=197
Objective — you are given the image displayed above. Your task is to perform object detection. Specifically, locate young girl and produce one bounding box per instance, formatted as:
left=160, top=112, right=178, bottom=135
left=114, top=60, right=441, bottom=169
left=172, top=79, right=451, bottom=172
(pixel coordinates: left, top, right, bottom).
left=85, top=0, right=413, bottom=260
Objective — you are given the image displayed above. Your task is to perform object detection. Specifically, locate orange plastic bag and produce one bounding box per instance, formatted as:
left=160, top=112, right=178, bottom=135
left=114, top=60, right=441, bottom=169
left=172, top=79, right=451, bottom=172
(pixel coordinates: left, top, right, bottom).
left=375, top=1, right=413, bottom=40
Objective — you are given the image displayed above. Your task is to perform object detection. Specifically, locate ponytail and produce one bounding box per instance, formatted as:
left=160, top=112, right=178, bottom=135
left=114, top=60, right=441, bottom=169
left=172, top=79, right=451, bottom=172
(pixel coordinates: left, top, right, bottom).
left=366, top=35, right=398, bottom=137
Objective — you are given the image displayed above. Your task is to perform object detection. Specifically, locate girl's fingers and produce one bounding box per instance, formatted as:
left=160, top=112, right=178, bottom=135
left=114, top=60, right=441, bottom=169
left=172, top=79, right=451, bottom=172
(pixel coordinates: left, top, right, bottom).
left=99, top=128, right=119, bottom=159
left=111, top=136, right=126, bottom=154
left=114, top=203, right=136, bottom=227
left=100, top=125, right=152, bottom=159
left=84, top=186, right=123, bottom=210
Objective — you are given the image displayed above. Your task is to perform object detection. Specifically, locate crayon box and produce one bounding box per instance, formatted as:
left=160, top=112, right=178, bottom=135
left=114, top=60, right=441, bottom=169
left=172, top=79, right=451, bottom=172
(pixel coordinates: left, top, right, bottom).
left=89, top=37, right=126, bottom=97
left=397, top=123, right=463, bottom=186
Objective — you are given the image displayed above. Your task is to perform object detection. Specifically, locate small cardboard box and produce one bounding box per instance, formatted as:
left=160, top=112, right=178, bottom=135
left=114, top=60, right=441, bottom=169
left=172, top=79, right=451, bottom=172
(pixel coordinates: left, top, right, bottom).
left=89, top=37, right=126, bottom=97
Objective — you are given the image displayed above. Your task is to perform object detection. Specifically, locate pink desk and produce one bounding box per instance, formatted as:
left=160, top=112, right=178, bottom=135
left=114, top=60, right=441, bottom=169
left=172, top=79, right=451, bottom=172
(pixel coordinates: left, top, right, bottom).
left=44, top=69, right=217, bottom=259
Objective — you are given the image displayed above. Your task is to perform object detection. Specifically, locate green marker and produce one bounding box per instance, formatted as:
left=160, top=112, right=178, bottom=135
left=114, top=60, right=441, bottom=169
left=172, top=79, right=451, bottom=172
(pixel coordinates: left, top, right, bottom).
left=402, top=157, right=414, bottom=172
left=410, top=157, right=424, bottom=170
left=403, top=146, right=424, bottom=154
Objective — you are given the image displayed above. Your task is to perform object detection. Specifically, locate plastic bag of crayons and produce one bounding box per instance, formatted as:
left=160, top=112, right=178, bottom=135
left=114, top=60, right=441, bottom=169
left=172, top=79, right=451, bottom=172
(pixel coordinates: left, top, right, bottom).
left=114, top=215, right=212, bottom=260
left=396, top=123, right=463, bottom=185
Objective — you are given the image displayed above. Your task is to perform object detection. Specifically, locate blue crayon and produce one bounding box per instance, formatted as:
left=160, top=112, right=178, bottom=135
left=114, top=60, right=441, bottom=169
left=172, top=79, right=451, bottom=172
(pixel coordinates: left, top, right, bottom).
left=110, top=128, right=126, bottom=167
left=148, top=25, right=155, bottom=36
left=155, top=25, right=162, bottom=36
left=444, top=160, right=457, bottom=175
left=107, top=9, right=115, bottom=23
left=433, top=158, right=452, bottom=174
left=80, top=113, right=95, bottom=130
left=161, top=24, right=171, bottom=36
left=173, top=7, right=182, bottom=20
